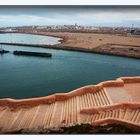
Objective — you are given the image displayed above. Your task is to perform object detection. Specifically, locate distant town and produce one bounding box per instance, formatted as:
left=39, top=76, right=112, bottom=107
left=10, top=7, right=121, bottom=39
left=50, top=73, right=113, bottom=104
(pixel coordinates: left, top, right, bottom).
left=0, top=24, right=140, bottom=35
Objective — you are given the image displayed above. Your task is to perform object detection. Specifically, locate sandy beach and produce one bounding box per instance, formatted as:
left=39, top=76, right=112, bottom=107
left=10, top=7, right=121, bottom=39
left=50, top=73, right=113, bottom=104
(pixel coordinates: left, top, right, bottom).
left=24, top=31, right=140, bottom=58
left=37, top=32, right=140, bottom=48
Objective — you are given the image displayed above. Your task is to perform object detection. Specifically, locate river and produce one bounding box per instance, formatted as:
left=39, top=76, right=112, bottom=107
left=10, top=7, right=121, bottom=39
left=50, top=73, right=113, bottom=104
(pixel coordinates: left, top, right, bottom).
left=0, top=33, right=140, bottom=98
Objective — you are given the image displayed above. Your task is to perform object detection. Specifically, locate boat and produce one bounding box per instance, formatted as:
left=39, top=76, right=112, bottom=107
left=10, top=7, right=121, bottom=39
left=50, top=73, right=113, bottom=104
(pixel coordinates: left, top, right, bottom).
left=0, top=48, right=9, bottom=54
left=13, top=50, right=52, bottom=57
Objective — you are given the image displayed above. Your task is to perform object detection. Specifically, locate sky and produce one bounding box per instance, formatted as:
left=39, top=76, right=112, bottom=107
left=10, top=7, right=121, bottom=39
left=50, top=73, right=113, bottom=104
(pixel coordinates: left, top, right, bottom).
left=0, top=0, right=139, bottom=5
left=0, top=6, right=140, bottom=27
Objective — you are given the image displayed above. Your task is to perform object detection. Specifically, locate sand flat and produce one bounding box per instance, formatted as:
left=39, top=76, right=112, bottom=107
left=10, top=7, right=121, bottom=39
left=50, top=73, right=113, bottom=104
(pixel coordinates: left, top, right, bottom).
left=34, top=32, right=140, bottom=49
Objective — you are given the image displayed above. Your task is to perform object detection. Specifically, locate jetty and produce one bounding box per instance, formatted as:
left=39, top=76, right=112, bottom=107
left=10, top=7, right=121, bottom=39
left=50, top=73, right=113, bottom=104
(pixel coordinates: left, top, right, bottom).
left=0, top=76, right=140, bottom=133
left=13, top=50, right=52, bottom=57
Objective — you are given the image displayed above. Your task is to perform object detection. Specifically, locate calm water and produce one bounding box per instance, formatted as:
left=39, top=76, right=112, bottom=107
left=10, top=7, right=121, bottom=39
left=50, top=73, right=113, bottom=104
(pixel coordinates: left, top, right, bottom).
left=0, top=34, right=140, bottom=99
left=0, top=33, right=61, bottom=45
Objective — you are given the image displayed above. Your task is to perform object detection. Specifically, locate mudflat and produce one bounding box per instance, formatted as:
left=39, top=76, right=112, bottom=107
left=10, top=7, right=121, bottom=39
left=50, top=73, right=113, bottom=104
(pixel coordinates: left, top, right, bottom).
left=38, top=32, right=140, bottom=48
left=26, top=31, right=140, bottom=58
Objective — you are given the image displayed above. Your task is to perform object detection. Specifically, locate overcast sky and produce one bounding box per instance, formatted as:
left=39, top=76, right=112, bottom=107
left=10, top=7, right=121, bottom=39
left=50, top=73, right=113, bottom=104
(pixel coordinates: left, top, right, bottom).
left=0, top=6, right=140, bottom=27
left=0, top=0, right=139, bottom=5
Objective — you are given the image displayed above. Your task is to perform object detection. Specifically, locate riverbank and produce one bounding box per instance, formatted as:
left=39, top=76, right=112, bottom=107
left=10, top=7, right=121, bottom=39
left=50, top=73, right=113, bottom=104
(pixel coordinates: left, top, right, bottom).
left=18, top=31, right=140, bottom=59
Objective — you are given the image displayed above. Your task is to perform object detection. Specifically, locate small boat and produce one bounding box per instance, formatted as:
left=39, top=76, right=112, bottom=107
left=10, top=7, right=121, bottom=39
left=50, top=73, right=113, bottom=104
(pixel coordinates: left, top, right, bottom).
left=0, top=48, right=9, bottom=54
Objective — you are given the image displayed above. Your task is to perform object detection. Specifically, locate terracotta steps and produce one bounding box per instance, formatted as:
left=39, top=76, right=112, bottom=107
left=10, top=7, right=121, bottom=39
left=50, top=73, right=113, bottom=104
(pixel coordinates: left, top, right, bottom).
left=0, top=76, right=139, bottom=133
left=80, top=104, right=140, bottom=128
left=0, top=88, right=112, bottom=133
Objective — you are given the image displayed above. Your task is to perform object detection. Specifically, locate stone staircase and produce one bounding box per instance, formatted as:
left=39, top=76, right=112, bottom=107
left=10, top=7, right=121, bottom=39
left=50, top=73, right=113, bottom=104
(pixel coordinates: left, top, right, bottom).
left=0, top=76, right=139, bottom=133
left=80, top=103, right=140, bottom=130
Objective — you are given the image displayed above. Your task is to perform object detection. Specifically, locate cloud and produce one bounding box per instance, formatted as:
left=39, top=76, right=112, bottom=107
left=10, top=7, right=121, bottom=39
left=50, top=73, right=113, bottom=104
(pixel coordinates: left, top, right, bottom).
left=0, top=15, right=45, bottom=22
left=0, top=14, right=78, bottom=26
left=0, top=7, right=140, bottom=27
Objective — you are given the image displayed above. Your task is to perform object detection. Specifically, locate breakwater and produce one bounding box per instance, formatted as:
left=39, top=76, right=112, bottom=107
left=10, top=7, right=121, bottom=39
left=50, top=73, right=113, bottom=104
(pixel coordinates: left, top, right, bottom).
left=13, top=50, right=52, bottom=57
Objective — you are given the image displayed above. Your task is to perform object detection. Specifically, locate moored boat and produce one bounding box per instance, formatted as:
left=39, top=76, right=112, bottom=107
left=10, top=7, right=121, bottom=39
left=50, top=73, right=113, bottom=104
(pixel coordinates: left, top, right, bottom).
left=13, top=50, right=52, bottom=57
left=0, top=48, right=9, bottom=54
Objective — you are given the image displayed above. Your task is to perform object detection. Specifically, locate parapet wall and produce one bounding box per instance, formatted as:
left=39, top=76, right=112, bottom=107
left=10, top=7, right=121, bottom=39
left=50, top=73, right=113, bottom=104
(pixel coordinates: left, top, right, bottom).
left=118, top=76, right=140, bottom=83
left=0, top=76, right=139, bottom=108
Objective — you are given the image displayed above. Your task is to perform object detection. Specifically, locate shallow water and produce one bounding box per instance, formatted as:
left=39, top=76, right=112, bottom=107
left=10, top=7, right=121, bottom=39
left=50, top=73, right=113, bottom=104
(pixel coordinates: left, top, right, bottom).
left=0, top=34, right=140, bottom=99
left=0, top=33, right=61, bottom=45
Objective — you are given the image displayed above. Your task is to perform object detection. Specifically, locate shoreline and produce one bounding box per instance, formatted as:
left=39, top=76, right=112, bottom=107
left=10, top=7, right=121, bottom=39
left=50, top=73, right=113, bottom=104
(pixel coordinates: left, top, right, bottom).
left=15, top=31, right=140, bottom=59
left=0, top=42, right=140, bottom=59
